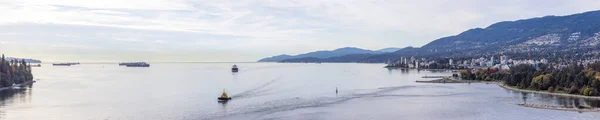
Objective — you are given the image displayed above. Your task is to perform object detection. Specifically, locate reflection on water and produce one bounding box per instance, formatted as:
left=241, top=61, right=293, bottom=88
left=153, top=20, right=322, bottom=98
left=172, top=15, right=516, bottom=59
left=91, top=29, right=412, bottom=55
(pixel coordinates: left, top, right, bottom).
left=521, top=92, right=528, bottom=104
left=389, top=68, right=600, bottom=109
left=0, top=85, right=33, bottom=119
left=0, top=85, right=33, bottom=105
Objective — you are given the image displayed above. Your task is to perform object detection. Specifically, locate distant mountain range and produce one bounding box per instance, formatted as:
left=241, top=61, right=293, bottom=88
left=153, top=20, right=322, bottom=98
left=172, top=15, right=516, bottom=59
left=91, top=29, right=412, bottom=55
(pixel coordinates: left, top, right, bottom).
left=361, top=10, right=600, bottom=62
left=258, top=47, right=401, bottom=62
left=261, top=10, right=600, bottom=63
left=376, top=47, right=404, bottom=53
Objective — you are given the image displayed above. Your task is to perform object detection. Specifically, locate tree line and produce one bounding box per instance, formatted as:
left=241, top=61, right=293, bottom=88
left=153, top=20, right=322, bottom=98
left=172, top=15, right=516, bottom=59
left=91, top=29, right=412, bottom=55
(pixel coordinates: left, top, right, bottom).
left=0, top=54, right=34, bottom=87
left=461, top=62, right=600, bottom=96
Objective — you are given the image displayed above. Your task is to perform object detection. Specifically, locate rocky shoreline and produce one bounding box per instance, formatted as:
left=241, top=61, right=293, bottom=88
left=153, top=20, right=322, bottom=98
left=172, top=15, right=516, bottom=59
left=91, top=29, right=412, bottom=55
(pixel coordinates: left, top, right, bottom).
left=518, top=104, right=600, bottom=112
left=416, top=78, right=480, bottom=83
left=497, top=84, right=600, bottom=100
left=418, top=78, right=600, bottom=100
left=416, top=77, right=600, bottom=112
left=0, top=80, right=36, bottom=92
left=494, top=82, right=600, bottom=112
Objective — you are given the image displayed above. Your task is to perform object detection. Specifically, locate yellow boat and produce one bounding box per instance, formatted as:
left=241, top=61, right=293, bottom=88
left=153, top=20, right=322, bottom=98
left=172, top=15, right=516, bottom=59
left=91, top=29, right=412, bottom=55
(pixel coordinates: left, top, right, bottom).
left=217, top=89, right=232, bottom=101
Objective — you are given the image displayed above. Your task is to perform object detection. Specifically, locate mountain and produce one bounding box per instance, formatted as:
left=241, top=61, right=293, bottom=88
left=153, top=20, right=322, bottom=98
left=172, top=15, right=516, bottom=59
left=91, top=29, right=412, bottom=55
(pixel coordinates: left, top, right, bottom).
left=362, top=10, right=600, bottom=62
left=258, top=47, right=381, bottom=62
left=266, top=10, right=600, bottom=63
left=294, top=47, right=381, bottom=58
left=376, top=47, right=404, bottom=53
left=257, top=54, right=294, bottom=62
left=421, top=10, right=600, bottom=51
left=281, top=54, right=376, bottom=63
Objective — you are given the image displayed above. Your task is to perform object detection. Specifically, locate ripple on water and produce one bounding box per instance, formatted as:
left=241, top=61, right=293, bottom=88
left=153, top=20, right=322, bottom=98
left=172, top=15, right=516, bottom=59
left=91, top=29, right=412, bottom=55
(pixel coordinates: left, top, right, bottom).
left=200, top=85, right=471, bottom=120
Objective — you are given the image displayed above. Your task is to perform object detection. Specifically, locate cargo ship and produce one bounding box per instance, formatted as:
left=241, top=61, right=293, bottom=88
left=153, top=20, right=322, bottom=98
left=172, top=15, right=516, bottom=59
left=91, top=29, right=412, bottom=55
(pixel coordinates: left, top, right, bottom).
left=124, top=62, right=150, bottom=67
left=119, top=62, right=145, bottom=66
left=52, top=63, right=72, bottom=66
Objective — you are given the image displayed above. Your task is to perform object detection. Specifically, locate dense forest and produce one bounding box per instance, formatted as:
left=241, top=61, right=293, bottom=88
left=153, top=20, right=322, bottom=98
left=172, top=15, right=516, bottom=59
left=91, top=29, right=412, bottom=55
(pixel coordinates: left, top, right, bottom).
left=0, top=54, right=34, bottom=88
left=461, top=62, right=600, bottom=96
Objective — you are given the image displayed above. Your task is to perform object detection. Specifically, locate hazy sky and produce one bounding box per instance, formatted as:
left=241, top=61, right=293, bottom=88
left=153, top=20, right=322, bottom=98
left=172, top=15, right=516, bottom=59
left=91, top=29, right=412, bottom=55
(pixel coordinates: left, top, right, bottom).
left=0, top=0, right=599, bottom=62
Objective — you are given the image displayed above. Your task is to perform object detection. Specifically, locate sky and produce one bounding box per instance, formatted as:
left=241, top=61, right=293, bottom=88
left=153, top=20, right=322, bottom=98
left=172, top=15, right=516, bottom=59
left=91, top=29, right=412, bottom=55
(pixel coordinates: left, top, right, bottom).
left=0, top=0, right=599, bottom=62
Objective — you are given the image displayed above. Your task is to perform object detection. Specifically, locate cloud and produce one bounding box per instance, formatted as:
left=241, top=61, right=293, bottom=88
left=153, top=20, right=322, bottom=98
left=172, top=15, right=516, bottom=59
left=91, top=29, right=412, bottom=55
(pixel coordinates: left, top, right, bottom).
left=1, top=0, right=600, bottom=62
left=113, top=37, right=142, bottom=42
left=50, top=43, right=100, bottom=49
left=21, top=0, right=193, bottom=10
left=154, top=40, right=167, bottom=44
left=55, top=33, right=77, bottom=37
left=88, top=10, right=131, bottom=15
left=1, top=32, right=21, bottom=35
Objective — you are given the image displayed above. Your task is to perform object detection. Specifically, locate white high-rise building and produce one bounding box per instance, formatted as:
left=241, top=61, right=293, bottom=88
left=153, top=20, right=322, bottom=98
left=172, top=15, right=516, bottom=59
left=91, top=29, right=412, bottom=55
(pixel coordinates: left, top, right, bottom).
left=541, top=58, right=548, bottom=64
left=500, top=55, right=508, bottom=65
left=399, top=57, right=404, bottom=64
left=449, top=59, right=454, bottom=65
left=416, top=60, right=420, bottom=69
left=480, top=60, right=486, bottom=67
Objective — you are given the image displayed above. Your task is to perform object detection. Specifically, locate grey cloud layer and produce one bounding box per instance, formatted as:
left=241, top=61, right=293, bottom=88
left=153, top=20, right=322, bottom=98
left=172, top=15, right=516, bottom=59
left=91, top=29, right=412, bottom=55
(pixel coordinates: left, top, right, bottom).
left=1, top=0, right=599, bottom=62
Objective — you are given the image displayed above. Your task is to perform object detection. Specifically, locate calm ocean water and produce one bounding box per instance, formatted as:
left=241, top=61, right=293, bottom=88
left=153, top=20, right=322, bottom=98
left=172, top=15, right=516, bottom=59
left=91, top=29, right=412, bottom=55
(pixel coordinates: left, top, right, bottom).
left=0, top=63, right=599, bottom=120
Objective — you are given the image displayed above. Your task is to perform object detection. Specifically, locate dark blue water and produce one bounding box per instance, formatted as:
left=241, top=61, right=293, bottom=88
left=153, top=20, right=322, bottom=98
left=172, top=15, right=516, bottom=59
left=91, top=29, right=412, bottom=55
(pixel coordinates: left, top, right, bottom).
left=0, top=63, right=599, bottom=120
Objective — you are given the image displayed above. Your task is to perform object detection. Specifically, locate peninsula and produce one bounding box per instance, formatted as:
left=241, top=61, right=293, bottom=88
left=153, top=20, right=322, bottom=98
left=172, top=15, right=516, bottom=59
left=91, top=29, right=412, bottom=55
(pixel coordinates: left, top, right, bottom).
left=0, top=54, right=35, bottom=91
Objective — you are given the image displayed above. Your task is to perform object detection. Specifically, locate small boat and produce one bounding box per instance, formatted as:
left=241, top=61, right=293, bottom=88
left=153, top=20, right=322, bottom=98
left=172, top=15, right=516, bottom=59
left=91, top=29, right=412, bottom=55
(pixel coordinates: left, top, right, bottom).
left=31, top=64, right=41, bottom=67
left=218, top=90, right=232, bottom=102
left=231, top=64, right=239, bottom=72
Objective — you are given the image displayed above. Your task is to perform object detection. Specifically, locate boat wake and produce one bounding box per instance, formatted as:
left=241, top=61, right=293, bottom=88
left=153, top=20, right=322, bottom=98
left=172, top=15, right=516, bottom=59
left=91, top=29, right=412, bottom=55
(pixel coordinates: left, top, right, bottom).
left=230, top=76, right=281, bottom=99
left=201, top=85, right=468, bottom=120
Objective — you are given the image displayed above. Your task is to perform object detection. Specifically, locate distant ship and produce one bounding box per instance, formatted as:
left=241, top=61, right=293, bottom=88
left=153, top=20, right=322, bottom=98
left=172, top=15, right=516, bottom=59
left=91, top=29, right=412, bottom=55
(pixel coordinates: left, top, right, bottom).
left=232, top=64, right=239, bottom=72
left=31, top=64, right=41, bottom=67
left=53, top=62, right=81, bottom=66
left=53, top=63, right=72, bottom=66
left=124, top=62, right=150, bottom=67
left=119, top=62, right=145, bottom=66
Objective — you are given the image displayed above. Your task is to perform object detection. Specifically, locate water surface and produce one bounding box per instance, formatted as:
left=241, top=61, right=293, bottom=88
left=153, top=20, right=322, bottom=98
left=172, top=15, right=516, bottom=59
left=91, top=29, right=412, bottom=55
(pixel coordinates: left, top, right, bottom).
left=0, top=63, right=599, bottom=120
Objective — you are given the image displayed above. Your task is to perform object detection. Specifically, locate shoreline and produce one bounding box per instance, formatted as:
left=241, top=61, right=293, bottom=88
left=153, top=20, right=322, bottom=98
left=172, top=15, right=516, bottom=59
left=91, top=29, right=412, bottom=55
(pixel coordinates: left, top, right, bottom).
left=0, top=80, right=36, bottom=92
left=383, top=67, right=467, bottom=71
left=497, top=84, right=600, bottom=100
left=418, top=78, right=600, bottom=100
left=518, top=104, right=600, bottom=112
left=421, top=76, right=450, bottom=78
left=416, top=78, right=481, bottom=84
left=417, top=79, right=600, bottom=112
